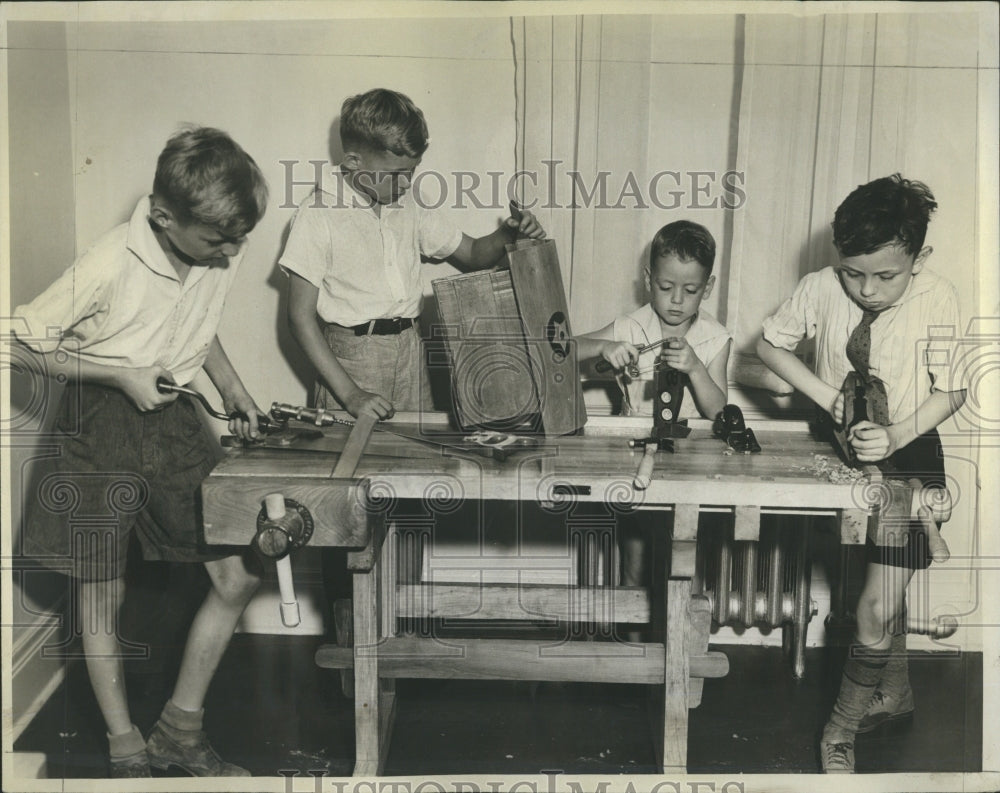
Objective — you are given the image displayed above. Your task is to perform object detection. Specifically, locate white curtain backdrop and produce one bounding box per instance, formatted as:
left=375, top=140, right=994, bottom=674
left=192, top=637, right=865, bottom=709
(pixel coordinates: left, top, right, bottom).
left=511, top=15, right=652, bottom=335
left=727, top=13, right=877, bottom=391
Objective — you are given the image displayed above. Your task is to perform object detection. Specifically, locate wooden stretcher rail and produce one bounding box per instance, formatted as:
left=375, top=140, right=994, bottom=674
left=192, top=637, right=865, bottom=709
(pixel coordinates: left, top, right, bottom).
left=314, top=637, right=729, bottom=685
left=395, top=582, right=650, bottom=623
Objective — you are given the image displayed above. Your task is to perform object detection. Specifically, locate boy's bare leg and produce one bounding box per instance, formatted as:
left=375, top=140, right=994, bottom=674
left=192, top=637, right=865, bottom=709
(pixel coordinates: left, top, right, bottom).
left=855, top=562, right=914, bottom=649
left=146, top=553, right=260, bottom=776
left=170, top=554, right=261, bottom=709
left=822, top=562, right=914, bottom=772
left=80, top=576, right=132, bottom=735
left=81, top=576, right=150, bottom=776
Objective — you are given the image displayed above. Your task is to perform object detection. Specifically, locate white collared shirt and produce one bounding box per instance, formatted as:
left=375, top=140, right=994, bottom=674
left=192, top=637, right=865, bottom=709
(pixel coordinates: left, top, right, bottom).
left=278, top=173, right=463, bottom=326
left=761, top=265, right=965, bottom=422
left=612, top=304, right=732, bottom=419
left=13, top=197, right=244, bottom=386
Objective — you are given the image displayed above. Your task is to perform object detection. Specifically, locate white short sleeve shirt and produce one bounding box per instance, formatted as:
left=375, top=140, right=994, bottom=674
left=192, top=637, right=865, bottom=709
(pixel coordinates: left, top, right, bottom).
left=13, top=197, right=244, bottom=386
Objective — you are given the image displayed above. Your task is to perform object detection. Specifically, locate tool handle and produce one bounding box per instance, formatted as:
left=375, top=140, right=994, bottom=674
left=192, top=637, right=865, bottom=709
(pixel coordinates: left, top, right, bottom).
left=907, top=478, right=951, bottom=563
left=157, top=378, right=270, bottom=428
left=509, top=199, right=524, bottom=223
left=265, top=494, right=300, bottom=628
left=633, top=444, right=657, bottom=490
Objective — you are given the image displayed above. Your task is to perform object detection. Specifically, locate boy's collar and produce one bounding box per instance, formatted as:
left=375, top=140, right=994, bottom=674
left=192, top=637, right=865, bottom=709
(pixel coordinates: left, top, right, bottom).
left=127, top=196, right=182, bottom=280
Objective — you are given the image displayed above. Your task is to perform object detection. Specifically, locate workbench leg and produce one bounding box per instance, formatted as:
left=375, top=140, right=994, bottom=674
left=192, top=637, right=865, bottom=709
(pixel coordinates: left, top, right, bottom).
left=353, top=520, right=400, bottom=777
left=352, top=565, right=379, bottom=776
left=662, top=578, right=691, bottom=773
left=660, top=503, right=698, bottom=774
left=378, top=523, right=397, bottom=756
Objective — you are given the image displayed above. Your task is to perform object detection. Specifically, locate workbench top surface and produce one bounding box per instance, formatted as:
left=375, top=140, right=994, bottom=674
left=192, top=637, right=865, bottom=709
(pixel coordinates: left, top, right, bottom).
left=207, top=413, right=865, bottom=512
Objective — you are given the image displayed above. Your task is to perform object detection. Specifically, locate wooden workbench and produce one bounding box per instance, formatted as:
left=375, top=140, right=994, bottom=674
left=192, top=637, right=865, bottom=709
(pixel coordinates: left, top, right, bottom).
left=202, top=413, right=868, bottom=775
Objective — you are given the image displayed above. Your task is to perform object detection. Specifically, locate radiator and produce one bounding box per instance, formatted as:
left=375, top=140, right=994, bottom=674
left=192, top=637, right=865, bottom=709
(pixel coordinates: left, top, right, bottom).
left=697, top=519, right=816, bottom=677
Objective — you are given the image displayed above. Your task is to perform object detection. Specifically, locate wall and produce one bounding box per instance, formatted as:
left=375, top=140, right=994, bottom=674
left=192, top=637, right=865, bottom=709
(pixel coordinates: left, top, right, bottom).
left=3, top=4, right=996, bottom=744
left=5, top=20, right=78, bottom=746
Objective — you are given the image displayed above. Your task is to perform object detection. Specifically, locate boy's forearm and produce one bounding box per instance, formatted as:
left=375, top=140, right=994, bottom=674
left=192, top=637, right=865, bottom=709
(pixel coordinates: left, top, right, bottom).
left=686, top=363, right=727, bottom=420
left=466, top=228, right=513, bottom=270
left=755, top=336, right=838, bottom=412
left=289, top=315, right=360, bottom=405
left=203, top=337, right=248, bottom=399
left=891, top=388, right=967, bottom=449
left=576, top=335, right=608, bottom=361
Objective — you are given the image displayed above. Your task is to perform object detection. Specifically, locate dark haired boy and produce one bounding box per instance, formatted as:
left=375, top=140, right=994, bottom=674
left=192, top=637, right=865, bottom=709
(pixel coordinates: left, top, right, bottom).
left=580, top=220, right=732, bottom=589
left=13, top=126, right=269, bottom=777
left=282, top=87, right=546, bottom=418
left=756, top=174, right=967, bottom=772
left=580, top=219, right=731, bottom=421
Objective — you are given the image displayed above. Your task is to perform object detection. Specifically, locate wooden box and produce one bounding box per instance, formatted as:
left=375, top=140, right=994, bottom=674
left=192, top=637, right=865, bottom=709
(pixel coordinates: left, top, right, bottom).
left=431, top=239, right=586, bottom=436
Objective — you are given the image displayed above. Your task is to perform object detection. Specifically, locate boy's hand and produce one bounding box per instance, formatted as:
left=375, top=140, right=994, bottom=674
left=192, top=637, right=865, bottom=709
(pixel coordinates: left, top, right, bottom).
left=504, top=208, right=546, bottom=240
left=848, top=421, right=900, bottom=462
left=345, top=388, right=395, bottom=421
left=221, top=388, right=266, bottom=441
left=658, top=337, right=700, bottom=374
left=827, top=388, right=846, bottom=425
left=600, top=341, right=639, bottom=373
left=121, top=366, right=178, bottom=411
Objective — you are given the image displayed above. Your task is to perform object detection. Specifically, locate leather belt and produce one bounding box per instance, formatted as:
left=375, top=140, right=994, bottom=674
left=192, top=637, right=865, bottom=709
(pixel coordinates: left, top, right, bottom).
left=346, top=317, right=414, bottom=336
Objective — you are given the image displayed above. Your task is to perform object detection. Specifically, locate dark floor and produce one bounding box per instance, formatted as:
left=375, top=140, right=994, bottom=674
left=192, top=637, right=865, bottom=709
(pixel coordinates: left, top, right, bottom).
left=13, top=558, right=983, bottom=779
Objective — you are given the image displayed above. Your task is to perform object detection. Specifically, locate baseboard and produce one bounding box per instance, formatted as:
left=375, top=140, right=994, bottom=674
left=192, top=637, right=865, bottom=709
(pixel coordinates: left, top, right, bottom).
left=11, top=600, right=68, bottom=744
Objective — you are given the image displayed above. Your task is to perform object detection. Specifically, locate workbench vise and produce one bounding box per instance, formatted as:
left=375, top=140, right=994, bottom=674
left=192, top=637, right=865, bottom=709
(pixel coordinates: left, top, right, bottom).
left=651, top=360, right=692, bottom=447
left=629, top=361, right=692, bottom=489
left=253, top=494, right=315, bottom=628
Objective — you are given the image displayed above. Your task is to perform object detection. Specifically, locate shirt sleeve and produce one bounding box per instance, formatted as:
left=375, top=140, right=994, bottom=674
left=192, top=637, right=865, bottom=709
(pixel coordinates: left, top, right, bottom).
left=761, top=271, right=820, bottom=352
left=278, top=190, right=333, bottom=287
left=925, top=281, right=966, bottom=393
left=12, top=249, right=111, bottom=354
left=415, top=203, right=463, bottom=260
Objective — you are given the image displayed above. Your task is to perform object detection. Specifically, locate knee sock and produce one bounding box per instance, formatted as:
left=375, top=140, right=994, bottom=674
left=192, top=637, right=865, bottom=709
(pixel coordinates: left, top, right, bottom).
left=878, top=627, right=911, bottom=697
left=157, top=699, right=204, bottom=742
left=825, top=643, right=890, bottom=739
left=108, top=725, right=146, bottom=762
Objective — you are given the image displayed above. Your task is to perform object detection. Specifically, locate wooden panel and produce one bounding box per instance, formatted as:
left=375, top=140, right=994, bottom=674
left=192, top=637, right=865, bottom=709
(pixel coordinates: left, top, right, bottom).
left=201, top=476, right=373, bottom=548
left=315, top=637, right=728, bottom=683
left=395, top=583, right=649, bottom=623
left=432, top=268, right=539, bottom=429
left=507, top=239, right=587, bottom=436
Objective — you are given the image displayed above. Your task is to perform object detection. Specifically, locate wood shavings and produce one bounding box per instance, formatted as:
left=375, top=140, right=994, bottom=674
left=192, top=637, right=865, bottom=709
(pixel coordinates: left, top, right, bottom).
left=809, top=454, right=864, bottom=484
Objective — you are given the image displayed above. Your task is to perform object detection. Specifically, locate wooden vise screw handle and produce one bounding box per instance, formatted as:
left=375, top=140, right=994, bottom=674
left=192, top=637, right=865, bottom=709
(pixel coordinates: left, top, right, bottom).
left=907, top=478, right=951, bottom=563
left=265, top=494, right=301, bottom=628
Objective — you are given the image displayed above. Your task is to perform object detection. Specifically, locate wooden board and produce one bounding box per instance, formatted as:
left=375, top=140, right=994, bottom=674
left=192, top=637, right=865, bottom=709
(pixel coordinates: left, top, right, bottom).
left=506, top=239, right=587, bottom=436
left=315, top=637, right=728, bottom=683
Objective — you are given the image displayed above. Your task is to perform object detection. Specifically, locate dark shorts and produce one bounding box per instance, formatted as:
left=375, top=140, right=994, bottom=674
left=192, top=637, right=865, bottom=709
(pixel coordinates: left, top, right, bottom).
left=22, top=384, right=228, bottom=581
left=866, top=428, right=946, bottom=570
